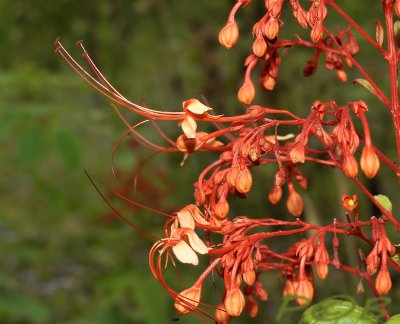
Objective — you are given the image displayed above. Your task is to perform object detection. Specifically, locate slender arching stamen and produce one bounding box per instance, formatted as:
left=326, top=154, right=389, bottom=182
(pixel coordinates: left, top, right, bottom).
left=112, top=104, right=170, bottom=151
left=55, top=40, right=185, bottom=119
left=77, top=42, right=185, bottom=118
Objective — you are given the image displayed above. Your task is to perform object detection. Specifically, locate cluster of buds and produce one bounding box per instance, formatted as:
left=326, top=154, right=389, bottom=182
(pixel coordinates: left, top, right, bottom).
left=260, top=48, right=281, bottom=92
left=325, top=28, right=359, bottom=81
left=366, top=219, right=396, bottom=296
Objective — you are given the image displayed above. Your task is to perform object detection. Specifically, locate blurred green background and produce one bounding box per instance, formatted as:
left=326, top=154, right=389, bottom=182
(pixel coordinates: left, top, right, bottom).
left=1, top=1, right=399, bottom=323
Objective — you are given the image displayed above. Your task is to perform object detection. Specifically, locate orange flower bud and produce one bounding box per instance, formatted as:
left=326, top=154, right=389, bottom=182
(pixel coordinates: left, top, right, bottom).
left=315, top=245, right=329, bottom=280
left=255, top=280, right=268, bottom=301
left=253, top=35, right=267, bottom=57
left=215, top=198, right=229, bottom=219
left=219, top=21, right=239, bottom=49
left=243, top=270, right=256, bottom=286
left=263, top=17, right=279, bottom=39
left=260, top=75, right=276, bottom=91
left=245, top=296, right=259, bottom=318
left=345, top=57, right=353, bottom=68
left=396, top=0, right=400, bottom=17
left=360, top=145, right=380, bottom=178
left=366, top=244, right=380, bottom=276
left=235, top=167, right=253, bottom=194
left=336, top=69, right=347, bottom=82
left=215, top=303, right=230, bottom=324
left=283, top=279, right=296, bottom=297
left=268, top=185, right=282, bottom=205
left=376, top=265, right=392, bottom=296
left=238, top=80, right=255, bottom=104
left=224, top=287, right=245, bottom=317
left=295, top=279, right=314, bottom=306
left=310, top=23, right=324, bottom=42
left=174, top=285, right=202, bottom=314
left=287, top=188, right=303, bottom=217
left=342, top=153, right=358, bottom=178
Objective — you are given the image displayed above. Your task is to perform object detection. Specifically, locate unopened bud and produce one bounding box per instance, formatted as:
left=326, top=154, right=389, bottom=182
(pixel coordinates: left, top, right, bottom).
left=260, top=75, right=276, bottom=91
left=174, top=285, right=202, bottom=314
left=263, top=17, right=279, bottom=40
left=243, top=270, right=256, bottom=286
left=245, top=296, right=259, bottom=318
left=268, top=185, right=282, bottom=205
left=235, top=167, right=253, bottom=194
left=343, top=153, right=358, bottom=178
left=336, top=69, right=347, bottom=82
left=253, top=35, right=267, bottom=57
left=283, top=279, right=296, bottom=297
left=295, top=279, right=314, bottom=306
left=255, top=280, right=268, bottom=301
left=238, top=80, right=255, bottom=104
left=219, top=21, right=239, bottom=49
left=360, top=145, right=380, bottom=178
left=376, top=266, right=392, bottom=296
left=214, top=198, right=229, bottom=219
left=287, top=188, right=303, bottom=217
left=224, top=287, right=245, bottom=317
left=215, top=303, right=230, bottom=324
left=310, top=23, right=324, bottom=42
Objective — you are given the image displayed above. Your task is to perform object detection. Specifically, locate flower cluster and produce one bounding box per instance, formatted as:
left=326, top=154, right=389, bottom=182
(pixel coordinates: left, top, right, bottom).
left=55, top=0, right=400, bottom=322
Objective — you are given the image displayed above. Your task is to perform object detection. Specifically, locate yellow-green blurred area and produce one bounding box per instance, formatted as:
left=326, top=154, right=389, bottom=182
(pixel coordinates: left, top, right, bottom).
left=1, top=1, right=399, bottom=323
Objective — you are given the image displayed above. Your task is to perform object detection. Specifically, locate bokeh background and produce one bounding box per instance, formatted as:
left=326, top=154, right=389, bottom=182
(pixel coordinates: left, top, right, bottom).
left=1, top=1, right=399, bottom=323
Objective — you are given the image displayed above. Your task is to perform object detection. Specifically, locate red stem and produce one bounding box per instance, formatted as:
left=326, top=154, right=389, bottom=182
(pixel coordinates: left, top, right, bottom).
left=383, top=0, right=400, bottom=165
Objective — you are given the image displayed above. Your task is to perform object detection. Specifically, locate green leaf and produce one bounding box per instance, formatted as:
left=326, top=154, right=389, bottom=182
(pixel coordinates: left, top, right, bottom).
left=374, top=194, right=393, bottom=212
left=300, top=298, right=380, bottom=324
left=386, top=314, right=400, bottom=323
left=353, top=78, right=383, bottom=102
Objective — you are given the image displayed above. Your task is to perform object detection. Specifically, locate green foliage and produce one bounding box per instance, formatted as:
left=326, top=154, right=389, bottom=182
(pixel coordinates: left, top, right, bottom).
left=300, top=298, right=381, bottom=324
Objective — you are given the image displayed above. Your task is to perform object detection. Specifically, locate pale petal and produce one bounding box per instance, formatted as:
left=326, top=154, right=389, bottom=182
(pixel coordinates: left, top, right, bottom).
left=170, top=219, right=179, bottom=237
left=183, top=99, right=212, bottom=115
left=181, top=116, right=197, bottom=139
left=177, top=209, right=195, bottom=229
left=184, top=230, right=209, bottom=255
left=172, top=240, right=199, bottom=265
left=187, top=204, right=210, bottom=225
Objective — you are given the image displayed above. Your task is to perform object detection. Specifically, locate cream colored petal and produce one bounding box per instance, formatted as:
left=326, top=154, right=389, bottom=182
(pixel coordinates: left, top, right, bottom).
left=184, top=230, right=209, bottom=255
left=177, top=209, right=195, bottom=229
left=187, top=204, right=210, bottom=225
left=170, top=219, right=179, bottom=237
left=181, top=116, right=197, bottom=139
left=172, top=240, right=199, bottom=265
left=183, top=99, right=212, bottom=115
